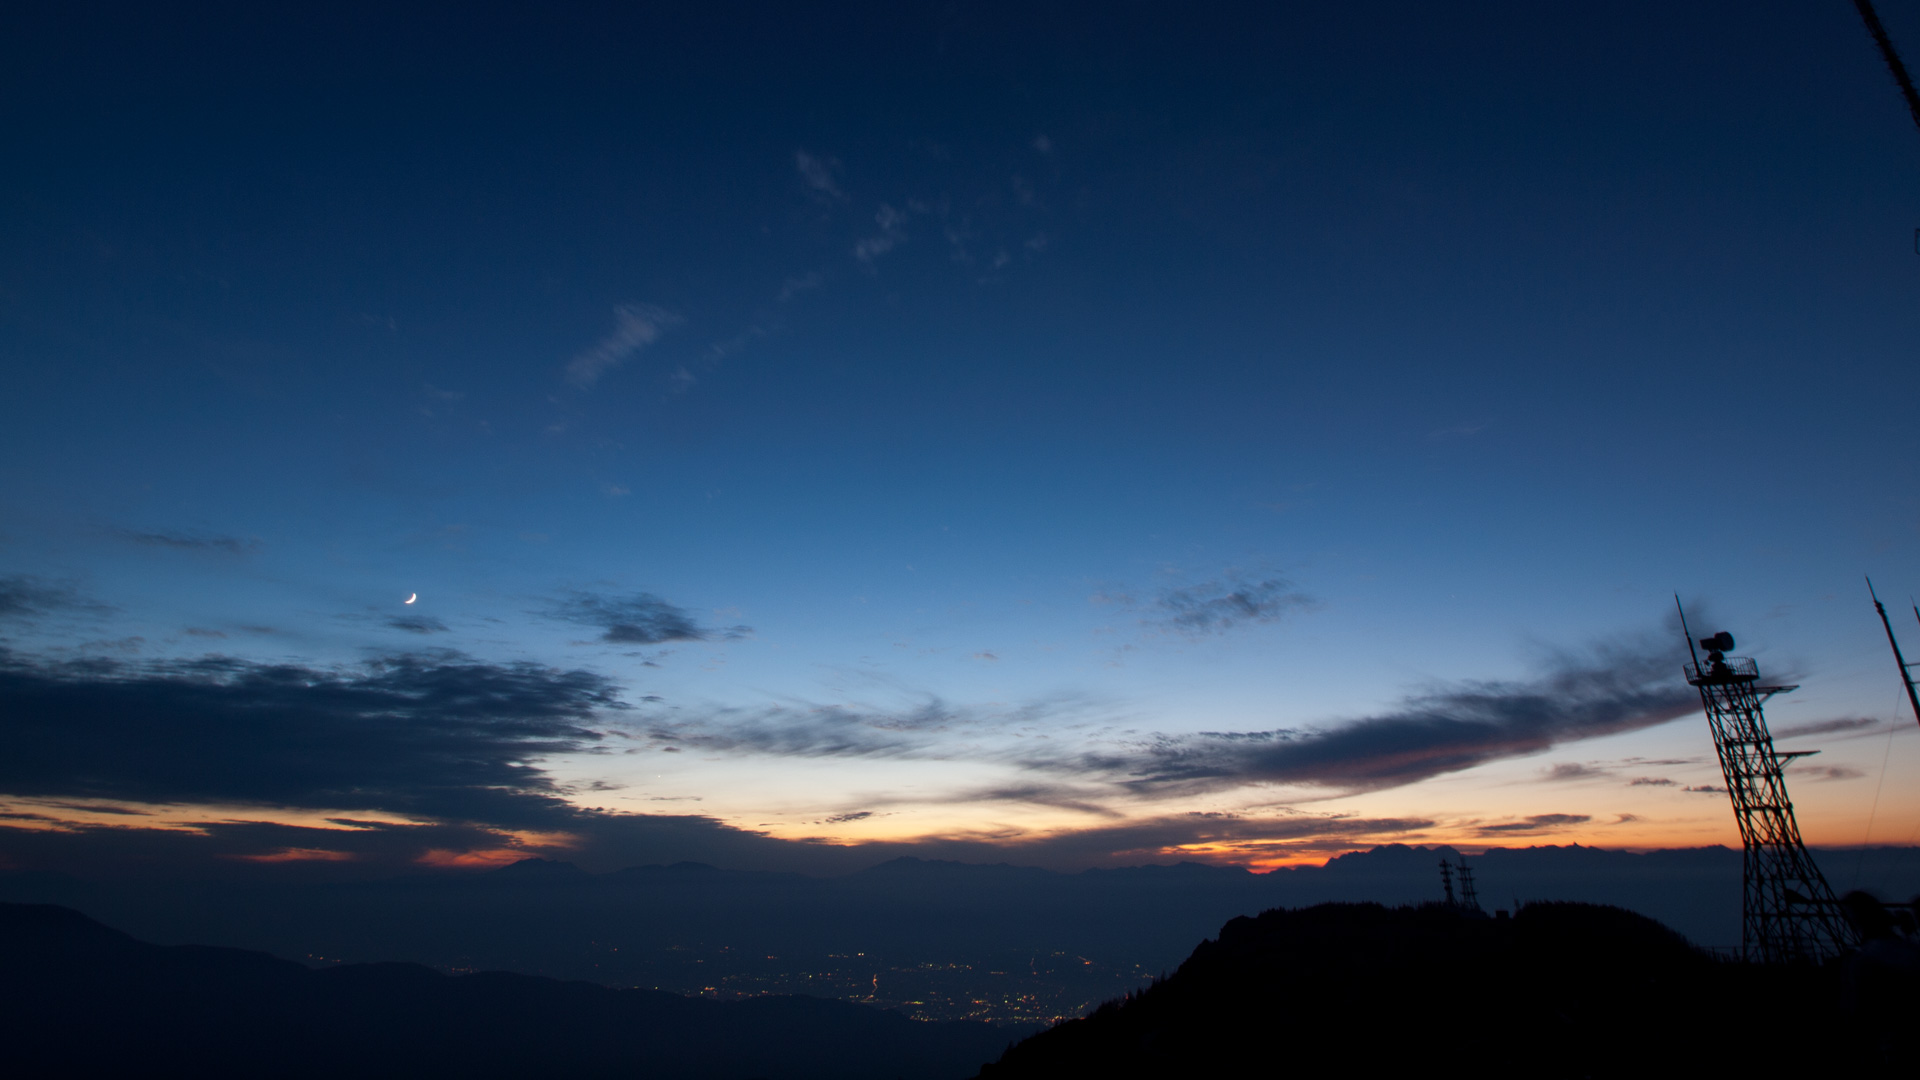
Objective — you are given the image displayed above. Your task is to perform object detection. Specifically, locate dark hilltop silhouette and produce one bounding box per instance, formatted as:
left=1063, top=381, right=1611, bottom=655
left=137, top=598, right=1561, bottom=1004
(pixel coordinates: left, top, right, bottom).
left=0, top=902, right=1021, bottom=1079
left=978, top=900, right=1920, bottom=1078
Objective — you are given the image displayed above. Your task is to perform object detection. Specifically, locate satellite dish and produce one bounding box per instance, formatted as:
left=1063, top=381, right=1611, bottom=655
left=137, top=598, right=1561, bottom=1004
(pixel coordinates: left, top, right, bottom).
left=1700, top=631, right=1735, bottom=653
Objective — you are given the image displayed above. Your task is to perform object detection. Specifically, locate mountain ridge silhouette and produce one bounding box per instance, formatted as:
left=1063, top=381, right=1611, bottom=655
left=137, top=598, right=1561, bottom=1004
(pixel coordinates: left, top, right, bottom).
left=7, top=843, right=1917, bottom=1027
left=0, top=901, right=1023, bottom=1079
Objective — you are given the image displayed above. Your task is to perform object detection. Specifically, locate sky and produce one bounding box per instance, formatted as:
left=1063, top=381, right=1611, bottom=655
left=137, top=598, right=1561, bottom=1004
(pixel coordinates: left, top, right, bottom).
left=2, top=1, right=1919, bottom=877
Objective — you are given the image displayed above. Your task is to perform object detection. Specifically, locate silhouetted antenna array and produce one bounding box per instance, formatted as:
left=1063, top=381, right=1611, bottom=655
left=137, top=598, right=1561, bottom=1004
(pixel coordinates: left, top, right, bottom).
left=1866, top=577, right=1920, bottom=730
left=1676, top=600, right=1857, bottom=963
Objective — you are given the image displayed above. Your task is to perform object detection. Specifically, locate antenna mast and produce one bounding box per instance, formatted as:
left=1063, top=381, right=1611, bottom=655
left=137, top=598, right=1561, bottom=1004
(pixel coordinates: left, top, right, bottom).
left=1675, top=604, right=1856, bottom=963
left=1853, top=0, right=1920, bottom=135
left=1867, top=577, right=1920, bottom=730
left=1852, top=0, right=1920, bottom=252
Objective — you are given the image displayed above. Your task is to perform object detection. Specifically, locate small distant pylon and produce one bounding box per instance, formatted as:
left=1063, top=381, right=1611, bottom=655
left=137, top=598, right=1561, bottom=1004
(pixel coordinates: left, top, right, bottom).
left=1437, top=856, right=1481, bottom=911
left=1676, top=602, right=1857, bottom=964
left=1454, top=857, right=1482, bottom=912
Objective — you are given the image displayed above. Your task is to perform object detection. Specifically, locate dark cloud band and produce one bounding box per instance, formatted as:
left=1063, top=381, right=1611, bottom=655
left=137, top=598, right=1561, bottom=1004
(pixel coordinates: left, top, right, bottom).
left=0, top=649, right=622, bottom=826
left=1081, top=641, right=1696, bottom=795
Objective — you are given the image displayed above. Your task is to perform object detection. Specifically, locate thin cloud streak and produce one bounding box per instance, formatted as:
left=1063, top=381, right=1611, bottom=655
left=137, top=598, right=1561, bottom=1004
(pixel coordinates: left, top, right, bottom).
left=565, top=304, right=680, bottom=388
left=1772, top=716, right=1880, bottom=740
left=1542, top=762, right=1609, bottom=782
left=110, top=529, right=261, bottom=556
left=1155, top=575, right=1314, bottom=634
left=0, top=575, right=103, bottom=618
left=902, top=811, right=1438, bottom=867
left=549, top=591, right=748, bottom=645
left=1475, top=813, right=1592, bottom=836
left=639, top=692, right=1088, bottom=759
left=1044, top=631, right=1697, bottom=798
left=626, top=626, right=1697, bottom=809
left=794, top=150, right=843, bottom=200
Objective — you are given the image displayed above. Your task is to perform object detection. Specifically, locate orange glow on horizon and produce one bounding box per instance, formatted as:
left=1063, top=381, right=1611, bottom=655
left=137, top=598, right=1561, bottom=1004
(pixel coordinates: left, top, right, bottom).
left=416, top=847, right=540, bottom=869
left=230, top=847, right=358, bottom=863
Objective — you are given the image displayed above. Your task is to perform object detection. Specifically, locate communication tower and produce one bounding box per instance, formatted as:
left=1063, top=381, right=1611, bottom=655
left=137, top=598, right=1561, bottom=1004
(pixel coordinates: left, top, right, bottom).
left=1676, top=604, right=1856, bottom=963
left=1437, top=859, right=1455, bottom=905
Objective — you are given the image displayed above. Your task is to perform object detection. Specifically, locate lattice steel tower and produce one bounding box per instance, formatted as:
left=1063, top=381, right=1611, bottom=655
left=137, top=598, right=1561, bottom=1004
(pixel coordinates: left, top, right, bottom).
left=1454, top=858, right=1481, bottom=912
left=1677, top=604, right=1856, bottom=963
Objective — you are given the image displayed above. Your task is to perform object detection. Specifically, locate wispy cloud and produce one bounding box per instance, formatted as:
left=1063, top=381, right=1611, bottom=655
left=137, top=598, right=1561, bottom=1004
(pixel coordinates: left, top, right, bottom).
left=1772, top=716, right=1880, bottom=740
left=549, top=591, right=748, bottom=645
left=1153, top=574, right=1315, bottom=635
left=647, top=698, right=964, bottom=759
left=565, top=304, right=680, bottom=388
left=111, top=529, right=261, bottom=556
left=635, top=692, right=1102, bottom=765
left=387, top=615, right=450, bottom=634
left=958, top=782, right=1127, bottom=819
left=854, top=203, right=909, bottom=263
left=1542, top=762, right=1608, bottom=781
left=794, top=150, right=844, bottom=200
left=1475, top=813, right=1591, bottom=836
left=1788, top=764, right=1866, bottom=782
left=900, top=810, right=1437, bottom=867
left=0, top=575, right=108, bottom=618
left=775, top=270, right=824, bottom=303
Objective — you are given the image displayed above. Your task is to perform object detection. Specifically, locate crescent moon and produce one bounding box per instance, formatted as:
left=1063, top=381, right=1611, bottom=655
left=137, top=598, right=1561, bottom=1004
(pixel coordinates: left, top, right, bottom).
left=404, top=593, right=417, bottom=604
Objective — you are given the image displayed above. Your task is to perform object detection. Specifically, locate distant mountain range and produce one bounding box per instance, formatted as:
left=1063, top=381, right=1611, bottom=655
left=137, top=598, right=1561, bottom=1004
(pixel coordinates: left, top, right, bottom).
left=979, top=900, right=1920, bottom=1077
left=0, top=902, right=1021, bottom=1079
left=4, top=844, right=1915, bottom=1025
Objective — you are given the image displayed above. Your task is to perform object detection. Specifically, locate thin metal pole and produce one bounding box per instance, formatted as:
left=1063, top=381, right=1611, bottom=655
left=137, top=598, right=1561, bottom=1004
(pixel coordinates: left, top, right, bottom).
left=1855, top=0, right=1920, bottom=135
left=1867, top=577, right=1920, bottom=730
left=1675, top=594, right=1702, bottom=671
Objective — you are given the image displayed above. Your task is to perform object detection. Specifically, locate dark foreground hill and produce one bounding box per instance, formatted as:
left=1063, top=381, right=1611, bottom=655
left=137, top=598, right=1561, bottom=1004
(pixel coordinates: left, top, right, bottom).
left=979, top=901, right=1920, bottom=1078
left=0, top=903, right=1022, bottom=1079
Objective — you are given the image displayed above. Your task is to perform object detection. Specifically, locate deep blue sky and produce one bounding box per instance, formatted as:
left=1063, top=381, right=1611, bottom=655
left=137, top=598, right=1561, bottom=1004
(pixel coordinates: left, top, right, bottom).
left=2, top=1, right=1918, bottom=872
